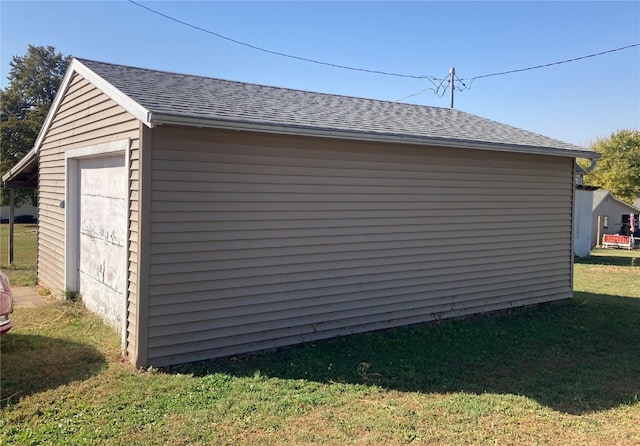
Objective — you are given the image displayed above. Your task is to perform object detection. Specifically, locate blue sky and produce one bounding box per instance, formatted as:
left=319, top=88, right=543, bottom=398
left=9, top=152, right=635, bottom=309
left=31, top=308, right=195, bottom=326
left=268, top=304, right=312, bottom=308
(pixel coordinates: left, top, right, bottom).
left=1, top=1, right=638, bottom=148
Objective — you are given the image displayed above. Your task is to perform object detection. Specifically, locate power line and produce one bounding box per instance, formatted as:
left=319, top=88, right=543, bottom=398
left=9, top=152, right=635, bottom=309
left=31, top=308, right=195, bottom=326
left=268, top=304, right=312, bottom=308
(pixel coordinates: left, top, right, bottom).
left=396, top=73, right=450, bottom=102
left=128, top=0, right=438, bottom=82
left=128, top=1, right=639, bottom=104
left=462, top=43, right=640, bottom=82
left=397, top=43, right=639, bottom=102
left=453, top=74, right=467, bottom=92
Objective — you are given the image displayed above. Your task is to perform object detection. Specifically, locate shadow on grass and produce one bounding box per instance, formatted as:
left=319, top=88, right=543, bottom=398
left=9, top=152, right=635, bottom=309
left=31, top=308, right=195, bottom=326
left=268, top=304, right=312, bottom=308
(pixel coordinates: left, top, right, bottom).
left=575, top=253, right=639, bottom=266
left=176, top=293, right=640, bottom=416
left=0, top=334, right=106, bottom=406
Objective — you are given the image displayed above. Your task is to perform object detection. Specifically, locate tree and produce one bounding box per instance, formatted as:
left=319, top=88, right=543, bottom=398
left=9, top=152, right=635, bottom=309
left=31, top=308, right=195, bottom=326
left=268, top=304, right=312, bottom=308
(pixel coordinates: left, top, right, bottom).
left=1, top=45, right=71, bottom=206
left=583, top=129, right=640, bottom=204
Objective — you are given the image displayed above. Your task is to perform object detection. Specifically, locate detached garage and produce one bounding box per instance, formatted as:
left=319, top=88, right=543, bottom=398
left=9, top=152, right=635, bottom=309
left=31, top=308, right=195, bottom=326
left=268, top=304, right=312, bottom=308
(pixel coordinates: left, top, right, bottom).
left=2, top=58, right=598, bottom=367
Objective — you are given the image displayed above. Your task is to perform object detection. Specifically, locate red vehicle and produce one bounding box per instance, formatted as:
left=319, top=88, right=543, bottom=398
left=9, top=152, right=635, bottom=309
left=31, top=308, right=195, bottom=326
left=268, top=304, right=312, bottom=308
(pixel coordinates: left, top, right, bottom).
left=0, top=271, right=14, bottom=335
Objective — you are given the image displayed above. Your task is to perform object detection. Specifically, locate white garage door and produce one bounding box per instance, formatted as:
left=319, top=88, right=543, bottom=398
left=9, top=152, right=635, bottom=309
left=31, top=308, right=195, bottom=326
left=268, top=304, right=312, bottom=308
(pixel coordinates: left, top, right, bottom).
left=78, top=156, right=127, bottom=331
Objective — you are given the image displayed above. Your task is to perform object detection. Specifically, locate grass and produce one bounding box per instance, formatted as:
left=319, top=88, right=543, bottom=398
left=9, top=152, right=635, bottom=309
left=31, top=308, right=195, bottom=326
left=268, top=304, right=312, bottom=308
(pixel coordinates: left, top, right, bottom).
left=574, top=247, right=640, bottom=296
left=0, top=223, right=38, bottom=286
left=1, top=247, right=639, bottom=445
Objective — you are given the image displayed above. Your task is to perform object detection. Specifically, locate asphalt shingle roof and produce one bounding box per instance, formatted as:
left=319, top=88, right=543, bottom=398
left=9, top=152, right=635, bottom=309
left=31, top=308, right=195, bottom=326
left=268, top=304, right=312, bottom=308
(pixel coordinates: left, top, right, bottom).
left=77, top=58, right=594, bottom=156
left=593, top=190, right=640, bottom=212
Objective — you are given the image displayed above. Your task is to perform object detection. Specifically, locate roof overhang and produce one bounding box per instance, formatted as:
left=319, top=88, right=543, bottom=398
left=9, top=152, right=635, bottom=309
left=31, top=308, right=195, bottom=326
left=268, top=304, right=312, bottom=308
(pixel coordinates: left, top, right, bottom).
left=1, top=147, right=38, bottom=187
left=149, top=112, right=600, bottom=160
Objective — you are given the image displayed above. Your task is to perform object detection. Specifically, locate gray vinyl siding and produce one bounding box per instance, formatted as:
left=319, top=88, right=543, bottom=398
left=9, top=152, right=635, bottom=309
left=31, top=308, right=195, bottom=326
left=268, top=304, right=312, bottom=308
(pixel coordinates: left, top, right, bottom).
left=145, top=126, right=574, bottom=366
left=37, top=73, right=141, bottom=358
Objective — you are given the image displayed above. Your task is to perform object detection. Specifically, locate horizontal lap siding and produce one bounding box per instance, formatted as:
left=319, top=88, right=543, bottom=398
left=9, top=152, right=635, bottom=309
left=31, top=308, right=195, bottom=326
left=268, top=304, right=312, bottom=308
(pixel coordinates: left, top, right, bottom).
left=37, top=74, right=141, bottom=358
left=146, top=126, right=573, bottom=366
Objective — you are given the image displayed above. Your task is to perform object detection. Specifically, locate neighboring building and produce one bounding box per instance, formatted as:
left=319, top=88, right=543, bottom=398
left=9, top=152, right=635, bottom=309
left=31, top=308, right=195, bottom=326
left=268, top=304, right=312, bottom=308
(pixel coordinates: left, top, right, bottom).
left=573, top=165, right=596, bottom=258
left=2, top=59, right=599, bottom=367
left=591, top=190, right=640, bottom=245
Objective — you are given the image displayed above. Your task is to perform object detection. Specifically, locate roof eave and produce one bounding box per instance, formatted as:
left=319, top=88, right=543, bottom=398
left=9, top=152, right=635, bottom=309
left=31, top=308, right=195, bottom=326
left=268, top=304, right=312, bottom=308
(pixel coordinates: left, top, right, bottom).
left=2, top=61, right=79, bottom=186
left=1, top=147, right=38, bottom=186
left=150, top=112, right=600, bottom=160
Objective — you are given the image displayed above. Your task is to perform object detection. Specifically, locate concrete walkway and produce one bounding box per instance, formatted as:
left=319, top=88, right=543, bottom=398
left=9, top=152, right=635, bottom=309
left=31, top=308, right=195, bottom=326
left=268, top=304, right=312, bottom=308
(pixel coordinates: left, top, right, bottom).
left=12, top=286, right=51, bottom=309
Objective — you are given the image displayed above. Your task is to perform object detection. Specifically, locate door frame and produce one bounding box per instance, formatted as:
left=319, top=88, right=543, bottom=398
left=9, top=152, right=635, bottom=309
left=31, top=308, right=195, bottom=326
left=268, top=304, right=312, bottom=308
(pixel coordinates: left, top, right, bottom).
left=65, top=139, right=130, bottom=347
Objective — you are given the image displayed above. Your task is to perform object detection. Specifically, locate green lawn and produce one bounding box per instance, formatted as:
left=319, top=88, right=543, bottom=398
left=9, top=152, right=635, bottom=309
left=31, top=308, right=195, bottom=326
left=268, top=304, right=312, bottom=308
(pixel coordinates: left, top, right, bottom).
left=0, top=223, right=38, bottom=286
left=1, top=247, right=639, bottom=445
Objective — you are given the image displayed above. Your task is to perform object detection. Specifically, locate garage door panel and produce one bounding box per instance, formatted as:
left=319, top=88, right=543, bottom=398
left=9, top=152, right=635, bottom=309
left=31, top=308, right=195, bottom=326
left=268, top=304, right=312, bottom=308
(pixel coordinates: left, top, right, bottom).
left=81, top=273, right=125, bottom=329
left=78, top=155, right=126, bottom=331
left=79, top=195, right=127, bottom=245
left=79, top=156, right=127, bottom=192
left=79, top=232, right=126, bottom=292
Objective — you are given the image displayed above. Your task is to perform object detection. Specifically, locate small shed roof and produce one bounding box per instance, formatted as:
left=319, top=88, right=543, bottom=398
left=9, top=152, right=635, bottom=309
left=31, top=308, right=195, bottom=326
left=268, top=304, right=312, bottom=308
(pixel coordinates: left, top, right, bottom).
left=3, top=57, right=598, bottom=185
left=593, top=190, right=640, bottom=213
left=1, top=147, right=38, bottom=187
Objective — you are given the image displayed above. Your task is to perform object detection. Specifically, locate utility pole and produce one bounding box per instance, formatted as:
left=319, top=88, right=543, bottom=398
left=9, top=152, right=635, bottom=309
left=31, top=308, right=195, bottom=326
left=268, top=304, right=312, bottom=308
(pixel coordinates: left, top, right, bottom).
left=449, top=67, right=455, bottom=109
